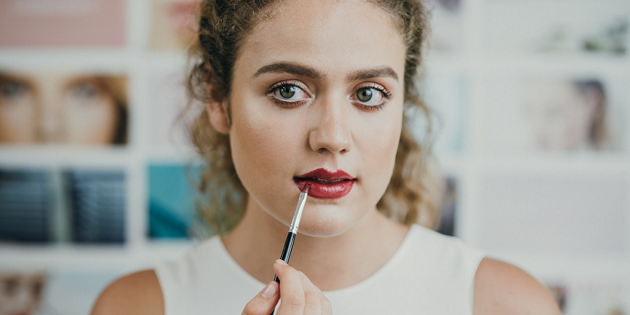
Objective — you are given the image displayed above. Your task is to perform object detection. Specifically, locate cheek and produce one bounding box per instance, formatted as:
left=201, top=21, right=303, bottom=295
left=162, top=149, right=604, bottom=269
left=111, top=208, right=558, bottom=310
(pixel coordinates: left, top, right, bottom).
left=358, top=109, right=402, bottom=165
left=353, top=107, right=403, bottom=207
left=0, top=103, right=37, bottom=142
left=65, top=98, right=118, bottom=144
left=229, top=103, right=302, bottom=189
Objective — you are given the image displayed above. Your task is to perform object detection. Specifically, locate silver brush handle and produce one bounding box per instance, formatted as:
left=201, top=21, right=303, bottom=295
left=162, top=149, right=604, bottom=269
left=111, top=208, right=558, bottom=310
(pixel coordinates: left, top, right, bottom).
left=289, top=191, right=308, bottom=234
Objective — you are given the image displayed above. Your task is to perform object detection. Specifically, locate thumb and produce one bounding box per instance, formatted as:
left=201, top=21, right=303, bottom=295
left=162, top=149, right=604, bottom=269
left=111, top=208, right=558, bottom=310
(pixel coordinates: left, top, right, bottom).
left=242, top=281, right=280, bottom=315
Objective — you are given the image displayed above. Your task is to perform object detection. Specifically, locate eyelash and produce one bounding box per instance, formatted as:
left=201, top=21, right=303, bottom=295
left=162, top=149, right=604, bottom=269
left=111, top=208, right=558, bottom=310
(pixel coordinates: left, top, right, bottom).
left=266, top=81, right=392, bottom=110
left=267, top=80, right=310, bottom=108
left=355, top=83, right=391, bottom=111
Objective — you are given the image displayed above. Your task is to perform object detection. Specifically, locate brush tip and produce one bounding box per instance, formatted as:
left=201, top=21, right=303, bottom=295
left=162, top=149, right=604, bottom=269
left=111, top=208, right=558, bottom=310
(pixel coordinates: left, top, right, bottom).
left=298, top=182, right=312, bottom=193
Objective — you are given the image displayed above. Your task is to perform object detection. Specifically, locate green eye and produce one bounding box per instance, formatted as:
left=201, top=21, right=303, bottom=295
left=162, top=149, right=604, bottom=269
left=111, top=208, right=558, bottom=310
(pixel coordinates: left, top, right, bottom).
left=1, top=82, right=26, bottom=98
left=268, top=81, right=311, bottom=107
left=356, top=88, right=373, bottom=102
left=279, top=85, right=296, bottom=99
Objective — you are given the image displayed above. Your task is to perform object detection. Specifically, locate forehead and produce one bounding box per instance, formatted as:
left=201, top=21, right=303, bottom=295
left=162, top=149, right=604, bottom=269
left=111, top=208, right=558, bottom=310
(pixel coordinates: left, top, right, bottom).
left=235, top=0, right=406, bottom=78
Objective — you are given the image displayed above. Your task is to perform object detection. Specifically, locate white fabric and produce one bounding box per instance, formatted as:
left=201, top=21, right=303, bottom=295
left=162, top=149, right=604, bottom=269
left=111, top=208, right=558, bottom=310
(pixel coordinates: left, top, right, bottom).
left=155, top=224, right=485, bottom=314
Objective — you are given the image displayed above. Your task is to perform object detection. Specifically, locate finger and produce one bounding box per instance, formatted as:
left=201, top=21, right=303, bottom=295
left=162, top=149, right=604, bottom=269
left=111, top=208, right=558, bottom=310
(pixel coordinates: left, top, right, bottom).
left=241, top=281, right=279, bottom=315
left=318, top=289, right=333, bottom=314
left=297, top=271, right=322, bottom=315
left=298, top=273, right=333, bottom=315
left=273, top=259, right=305, bottom=315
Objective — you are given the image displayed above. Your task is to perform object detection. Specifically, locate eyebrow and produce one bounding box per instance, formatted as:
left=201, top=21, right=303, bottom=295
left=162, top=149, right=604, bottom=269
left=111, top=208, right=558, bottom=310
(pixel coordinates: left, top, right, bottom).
left=253, top=62, right=399, bottom=82
left=347, top=66, right=398, bottom=82
left=254, top=62, right=323, bottom=79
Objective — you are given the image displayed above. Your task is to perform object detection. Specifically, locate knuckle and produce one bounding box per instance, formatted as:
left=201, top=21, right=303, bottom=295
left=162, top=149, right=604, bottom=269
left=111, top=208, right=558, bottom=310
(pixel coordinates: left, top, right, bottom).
left=304, top=291, right=320, bottom=311
left=242, top=300, right=262, bottom=315
left=284, top=294, right=305, bottom=308
left=280, top=267, right=300, bottom=283
left=277, top=264, right=294, bottom=277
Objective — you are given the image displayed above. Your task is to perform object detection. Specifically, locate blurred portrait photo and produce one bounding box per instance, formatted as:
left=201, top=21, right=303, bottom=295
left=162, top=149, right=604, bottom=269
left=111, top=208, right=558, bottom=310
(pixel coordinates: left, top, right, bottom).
left=0, top=0, right=126, bottom=47
left=482, top=74, right=626, bottom=154
left=148, top=163, right=197, bottom=239
left=149, top=0, right=201, bottom=51
left=0, top=270, right=46, bottom=315
left=425, top=0, right=465, bottom=53
left=436, top=176, right=457, bottom=237
left=0, top=71, right=128, bottom=146
left=520, top=79, right=611, bottom=151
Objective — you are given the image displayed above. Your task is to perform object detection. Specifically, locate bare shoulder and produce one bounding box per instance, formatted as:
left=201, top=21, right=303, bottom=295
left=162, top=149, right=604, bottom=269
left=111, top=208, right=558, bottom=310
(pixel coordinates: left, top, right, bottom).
left=473, top=258, right=561, bottom=315
left=91, top=269, right=164, bottom=315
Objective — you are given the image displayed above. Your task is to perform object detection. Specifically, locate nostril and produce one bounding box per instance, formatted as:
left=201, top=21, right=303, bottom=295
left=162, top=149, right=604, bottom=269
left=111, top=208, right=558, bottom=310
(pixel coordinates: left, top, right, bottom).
left=308, top=119, right=353, bottom=153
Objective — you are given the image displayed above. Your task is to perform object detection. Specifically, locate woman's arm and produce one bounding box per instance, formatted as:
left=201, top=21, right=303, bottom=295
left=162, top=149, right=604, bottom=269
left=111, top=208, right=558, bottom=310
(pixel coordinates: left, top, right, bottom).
left=90, top=270, right=164, bottom=315
left=473, top=258, right=561, bottom=315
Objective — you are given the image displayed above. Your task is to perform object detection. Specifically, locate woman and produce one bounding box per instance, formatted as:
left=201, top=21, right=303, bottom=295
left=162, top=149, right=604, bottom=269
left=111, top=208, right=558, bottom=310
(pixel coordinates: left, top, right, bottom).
left=93, top=0, right=560, bottom=314
left=0, top=71, right=127, bottom=145
left=0, top=271, right=46, bottom=315
left=521, top=78, right=610, bottom=152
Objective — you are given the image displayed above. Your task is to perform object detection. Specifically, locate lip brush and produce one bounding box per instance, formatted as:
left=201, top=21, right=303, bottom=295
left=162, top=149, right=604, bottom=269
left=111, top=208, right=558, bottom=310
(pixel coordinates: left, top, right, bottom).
left=270, top=184, right=310, bottom=314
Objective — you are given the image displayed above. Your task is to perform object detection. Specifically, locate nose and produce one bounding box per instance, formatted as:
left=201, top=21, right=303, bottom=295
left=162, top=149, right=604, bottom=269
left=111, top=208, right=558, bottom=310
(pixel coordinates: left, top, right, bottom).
left=37, top=97, right=63, bottom=143
left=14, top=284, right=35, bottom=310
left=308, top=96, right=353, bottom=154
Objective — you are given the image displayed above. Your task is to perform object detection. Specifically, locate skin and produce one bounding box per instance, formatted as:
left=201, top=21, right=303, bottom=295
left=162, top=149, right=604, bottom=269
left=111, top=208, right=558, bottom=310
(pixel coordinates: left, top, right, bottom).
left=0, top=72, right=118, bottom=144
left=168, top=0, right=199, bottom=46
left=0, top=272, right=46, bottom=315
left=521, top=81, right=598, bottom=151
left=92, top=0, right=562, bottom=314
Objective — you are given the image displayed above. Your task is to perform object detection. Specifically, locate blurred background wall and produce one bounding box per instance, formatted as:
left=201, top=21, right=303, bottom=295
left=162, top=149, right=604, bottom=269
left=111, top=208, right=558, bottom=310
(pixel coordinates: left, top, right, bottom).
left=0, top=0, right=629, bottom=314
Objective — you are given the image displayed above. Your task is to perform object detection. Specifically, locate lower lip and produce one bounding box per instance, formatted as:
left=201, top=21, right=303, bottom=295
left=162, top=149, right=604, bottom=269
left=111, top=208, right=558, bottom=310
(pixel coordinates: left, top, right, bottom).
left=293, top=179, right=355, bottom=199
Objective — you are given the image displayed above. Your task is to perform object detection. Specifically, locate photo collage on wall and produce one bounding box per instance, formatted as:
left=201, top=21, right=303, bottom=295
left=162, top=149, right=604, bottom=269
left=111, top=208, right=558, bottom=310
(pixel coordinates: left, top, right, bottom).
left=0, top=0, right=126, bottom=47
left=0, top=0, right=130, bottom=248
left=0, top=70, right=129, bottom=146
left=546, top=279, right=630, bottom=314
left=481, top=73, right=628, bottom=154
left=0, top=0, right=629, bottom=314
left=0, top=168, right=126, bottom=244
left=0, top=267, right=128, bottom=315
left=1, top=1, right=132, bottom=314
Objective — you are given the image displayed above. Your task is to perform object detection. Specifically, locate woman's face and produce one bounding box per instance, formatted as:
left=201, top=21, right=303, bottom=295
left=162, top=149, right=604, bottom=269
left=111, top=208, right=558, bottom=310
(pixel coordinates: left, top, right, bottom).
left=521, top=81, right=596, bottom=151
left=0, top=72, right=119, bottom=145
left=0, top=272, right=45, bottom=315
left=221, top=0, right=407, bottom=236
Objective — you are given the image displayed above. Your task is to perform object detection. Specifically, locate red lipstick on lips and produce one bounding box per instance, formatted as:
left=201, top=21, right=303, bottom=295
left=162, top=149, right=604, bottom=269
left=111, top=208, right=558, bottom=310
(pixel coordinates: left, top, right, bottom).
left=294, top=168, right=356, bottom=199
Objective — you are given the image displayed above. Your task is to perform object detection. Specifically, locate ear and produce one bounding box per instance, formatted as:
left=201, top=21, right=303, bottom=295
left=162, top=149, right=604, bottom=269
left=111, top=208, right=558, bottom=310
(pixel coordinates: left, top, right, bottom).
left=207, top=99, right=230, bottom=134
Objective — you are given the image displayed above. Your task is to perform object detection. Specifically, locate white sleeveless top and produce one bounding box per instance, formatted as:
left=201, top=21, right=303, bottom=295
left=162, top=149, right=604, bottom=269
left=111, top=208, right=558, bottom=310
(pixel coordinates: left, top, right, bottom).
left=155, top=224, right=485, bottom=314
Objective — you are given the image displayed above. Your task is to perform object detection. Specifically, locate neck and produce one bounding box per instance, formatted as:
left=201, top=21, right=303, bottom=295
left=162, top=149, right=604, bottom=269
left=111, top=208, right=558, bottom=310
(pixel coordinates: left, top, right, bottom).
left=222, top=199, right=409, bottom=291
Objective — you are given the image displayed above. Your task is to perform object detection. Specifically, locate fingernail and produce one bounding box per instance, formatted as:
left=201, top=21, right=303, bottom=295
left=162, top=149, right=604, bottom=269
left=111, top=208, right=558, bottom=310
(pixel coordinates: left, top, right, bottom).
left=261, top=281, right=278, bottom=299
left=276, top=259, right=287, bottom=265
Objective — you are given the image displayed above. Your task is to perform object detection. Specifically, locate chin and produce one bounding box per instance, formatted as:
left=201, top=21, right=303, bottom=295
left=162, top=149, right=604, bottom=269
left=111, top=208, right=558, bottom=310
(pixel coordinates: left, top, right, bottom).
left=295, top=207, right=364, bottom=238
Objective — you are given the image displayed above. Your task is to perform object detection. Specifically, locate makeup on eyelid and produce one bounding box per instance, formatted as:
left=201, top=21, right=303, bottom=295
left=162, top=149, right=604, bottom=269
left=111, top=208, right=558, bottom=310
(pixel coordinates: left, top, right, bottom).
left=266, top=81, right=391, bottom=110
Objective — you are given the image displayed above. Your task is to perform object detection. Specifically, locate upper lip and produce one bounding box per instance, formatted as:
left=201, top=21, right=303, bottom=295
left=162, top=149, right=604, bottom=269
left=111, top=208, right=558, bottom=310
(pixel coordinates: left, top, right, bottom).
left=295, top=168, right=355, bottom=181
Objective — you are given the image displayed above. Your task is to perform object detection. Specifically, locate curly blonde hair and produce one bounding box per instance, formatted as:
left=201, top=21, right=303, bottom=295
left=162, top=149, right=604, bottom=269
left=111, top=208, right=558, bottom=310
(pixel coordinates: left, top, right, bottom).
left=186, top=0, right=438, bottom=236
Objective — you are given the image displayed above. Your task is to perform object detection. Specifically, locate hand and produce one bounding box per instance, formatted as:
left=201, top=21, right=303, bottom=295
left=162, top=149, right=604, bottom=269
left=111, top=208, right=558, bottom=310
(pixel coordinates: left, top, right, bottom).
left=242, top=259, right=333, bottom=315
